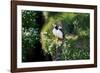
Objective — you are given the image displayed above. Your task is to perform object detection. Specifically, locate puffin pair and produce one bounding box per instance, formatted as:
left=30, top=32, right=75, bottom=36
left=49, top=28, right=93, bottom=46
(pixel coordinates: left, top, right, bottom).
left=52, top=25, right=64, bottom=40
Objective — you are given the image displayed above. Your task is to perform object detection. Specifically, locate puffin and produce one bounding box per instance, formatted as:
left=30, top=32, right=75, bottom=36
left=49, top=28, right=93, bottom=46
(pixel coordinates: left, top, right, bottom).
left=52, top=25, right=64, bottom=40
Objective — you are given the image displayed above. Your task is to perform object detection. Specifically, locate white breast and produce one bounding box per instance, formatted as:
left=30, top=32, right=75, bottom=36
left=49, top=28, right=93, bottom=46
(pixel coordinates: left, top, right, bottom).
left=57, top=29, right=63, bottom=39
left=53, top=28, right=57, bottom=37
left=53, top=28, right=63, bottom=39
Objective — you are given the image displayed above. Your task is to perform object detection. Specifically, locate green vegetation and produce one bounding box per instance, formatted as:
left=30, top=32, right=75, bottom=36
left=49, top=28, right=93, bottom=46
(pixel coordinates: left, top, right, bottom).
left=22, top=10, right=90, bottom=62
